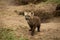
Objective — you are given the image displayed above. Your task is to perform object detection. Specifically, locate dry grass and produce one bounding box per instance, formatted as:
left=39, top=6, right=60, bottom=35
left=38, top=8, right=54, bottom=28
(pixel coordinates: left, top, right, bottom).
left=0, top=1, right=60, bottom=40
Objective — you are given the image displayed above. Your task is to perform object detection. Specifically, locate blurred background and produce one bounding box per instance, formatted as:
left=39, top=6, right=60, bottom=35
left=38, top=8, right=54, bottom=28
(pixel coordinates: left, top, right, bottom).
left=0, top=0, right=60, bottom=40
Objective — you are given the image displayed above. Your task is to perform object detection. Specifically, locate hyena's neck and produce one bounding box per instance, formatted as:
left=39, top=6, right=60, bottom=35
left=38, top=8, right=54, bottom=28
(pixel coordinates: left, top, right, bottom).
left=30, top=16, right=34, bottom=19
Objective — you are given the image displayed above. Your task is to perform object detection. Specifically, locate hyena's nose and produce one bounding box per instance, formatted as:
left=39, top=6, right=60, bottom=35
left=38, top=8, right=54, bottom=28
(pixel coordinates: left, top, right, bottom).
left=25, top=15, right=30, bottom=20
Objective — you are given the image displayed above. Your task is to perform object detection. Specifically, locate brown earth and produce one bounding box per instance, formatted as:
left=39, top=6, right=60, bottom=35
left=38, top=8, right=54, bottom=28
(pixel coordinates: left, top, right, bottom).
left=0, top=5, right=60, bottom=40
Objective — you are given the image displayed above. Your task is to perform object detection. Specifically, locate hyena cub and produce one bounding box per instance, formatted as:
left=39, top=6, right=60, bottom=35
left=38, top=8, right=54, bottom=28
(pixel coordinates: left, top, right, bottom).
left=24, top=11, right=41, bottom=36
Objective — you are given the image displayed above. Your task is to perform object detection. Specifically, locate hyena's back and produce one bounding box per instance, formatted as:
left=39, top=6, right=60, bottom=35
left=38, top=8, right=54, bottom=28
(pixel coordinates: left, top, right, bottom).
left=28, top=16, right=41, bottom=26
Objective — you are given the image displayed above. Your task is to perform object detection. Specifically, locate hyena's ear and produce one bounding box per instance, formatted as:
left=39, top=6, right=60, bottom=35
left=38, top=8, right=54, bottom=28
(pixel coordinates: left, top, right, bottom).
left=24, top=12, right=27, bottom=16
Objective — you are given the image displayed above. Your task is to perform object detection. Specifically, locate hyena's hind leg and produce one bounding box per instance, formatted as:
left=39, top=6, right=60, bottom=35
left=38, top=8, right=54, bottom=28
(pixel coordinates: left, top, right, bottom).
left=37, top=25, right=40, bottom=32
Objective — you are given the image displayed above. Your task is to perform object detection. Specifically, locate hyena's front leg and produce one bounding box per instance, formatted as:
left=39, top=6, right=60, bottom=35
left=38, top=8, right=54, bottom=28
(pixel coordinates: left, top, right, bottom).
left=29, top=25, right=33, bottom=31
left=31, top=26, right=36, bottom=36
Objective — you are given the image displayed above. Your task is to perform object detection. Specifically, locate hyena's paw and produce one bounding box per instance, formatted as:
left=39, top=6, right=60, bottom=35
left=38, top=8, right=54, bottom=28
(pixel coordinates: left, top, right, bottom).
left=38, top=30, right=40, bottom=32
left=37, top=29, right=40, bottom=32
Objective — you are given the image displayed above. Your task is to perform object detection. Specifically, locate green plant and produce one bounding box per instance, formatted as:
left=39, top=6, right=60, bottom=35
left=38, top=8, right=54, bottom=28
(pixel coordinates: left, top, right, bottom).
left=0, top=28, right=16, bottom=40
left=0, top=28, right=28, bottom=40
left=46, top=0, right=60, bottom=4
left=18, top=34, right=28, bottom=40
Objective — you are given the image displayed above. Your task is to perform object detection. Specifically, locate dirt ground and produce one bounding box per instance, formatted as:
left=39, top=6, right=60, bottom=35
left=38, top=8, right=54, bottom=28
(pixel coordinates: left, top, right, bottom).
left=0, top=5, right=60, bottom=40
